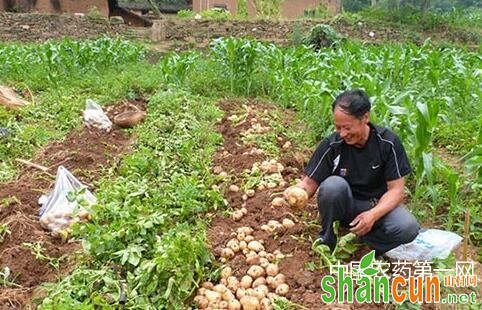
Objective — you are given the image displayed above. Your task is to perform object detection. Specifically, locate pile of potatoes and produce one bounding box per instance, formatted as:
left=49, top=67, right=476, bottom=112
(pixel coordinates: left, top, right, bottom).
left=260, top=219, right=295, bottom=233
left=247, top=160, right=288, bottom=191
left=40, top=209, right=92, bottom=241
left=196, top=226, right=289, bottom=309
left=241, top=123, right=271, bottom=136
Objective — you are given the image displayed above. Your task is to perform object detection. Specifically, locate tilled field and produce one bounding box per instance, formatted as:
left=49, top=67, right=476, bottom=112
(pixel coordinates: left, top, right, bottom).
left=0, top=99, right=145, bottom=308
left=201, top=100, right=379, bottom=309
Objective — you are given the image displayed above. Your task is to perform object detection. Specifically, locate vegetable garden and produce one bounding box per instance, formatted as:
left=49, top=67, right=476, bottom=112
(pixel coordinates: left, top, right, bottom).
left=0, top=26, right=481, bottom=309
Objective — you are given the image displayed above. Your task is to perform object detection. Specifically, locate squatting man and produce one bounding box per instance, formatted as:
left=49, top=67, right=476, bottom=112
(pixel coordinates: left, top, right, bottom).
left=285, top=89, right=420, bottom=255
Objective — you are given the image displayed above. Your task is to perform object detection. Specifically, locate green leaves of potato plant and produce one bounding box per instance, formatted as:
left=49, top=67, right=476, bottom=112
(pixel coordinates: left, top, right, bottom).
left=42, top=90, right=224, bottom=309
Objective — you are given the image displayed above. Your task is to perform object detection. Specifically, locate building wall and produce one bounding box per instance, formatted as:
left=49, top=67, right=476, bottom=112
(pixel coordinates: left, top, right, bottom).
left=192, top=0, right=341, bottom=19
left=192, top=0, right=238, bottom=15
left=282, top=0, right=320, bottom=19
left=1, top=0, right=109, bottom=16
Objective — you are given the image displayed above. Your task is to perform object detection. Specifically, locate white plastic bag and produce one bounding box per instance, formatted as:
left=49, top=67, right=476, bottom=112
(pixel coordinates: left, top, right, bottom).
left=38, top=166, right=96, bottom=232
left=83, top=99, right=112, bottom=132
left=386, top=229, right=463, bottom=261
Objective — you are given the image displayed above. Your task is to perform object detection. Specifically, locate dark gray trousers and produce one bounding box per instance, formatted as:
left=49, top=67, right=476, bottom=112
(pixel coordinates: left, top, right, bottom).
left=317, top=175, right=419, bottom=254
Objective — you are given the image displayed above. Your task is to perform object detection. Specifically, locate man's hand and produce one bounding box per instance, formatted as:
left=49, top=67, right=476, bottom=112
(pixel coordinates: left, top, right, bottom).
left=349, top=210, right=376, bottom=236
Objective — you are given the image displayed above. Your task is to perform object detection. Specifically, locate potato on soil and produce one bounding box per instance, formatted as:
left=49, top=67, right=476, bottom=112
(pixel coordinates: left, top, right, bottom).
left=247, top=265, right=265, bottom=278
left=271, top=197, right=287, bottom=208
left=286, top=187, right=308, bottom=210
left=232, top=210, right=244, bottom=221
left=194, top=295, right=209, bottom=308
left=275, top=283, right=289, bottom=296
left=240, top=295, right=260, bottom=310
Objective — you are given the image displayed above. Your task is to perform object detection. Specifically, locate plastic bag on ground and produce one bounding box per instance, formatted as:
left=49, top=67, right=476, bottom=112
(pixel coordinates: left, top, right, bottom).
left=386, top=228, right=463, bottom=261
left=83, top=99, right=112, bottom=132
left=38, top=166, right=96, bottom=232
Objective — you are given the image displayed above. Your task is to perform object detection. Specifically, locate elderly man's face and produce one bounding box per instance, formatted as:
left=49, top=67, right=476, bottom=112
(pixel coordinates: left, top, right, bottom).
left=333, top=107, right=370, bottom=147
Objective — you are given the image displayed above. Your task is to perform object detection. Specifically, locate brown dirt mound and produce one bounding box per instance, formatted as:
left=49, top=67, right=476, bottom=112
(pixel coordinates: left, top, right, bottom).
left=0, top=99, right=145, bottom=308
left=206, top=99, right=382, bottom=309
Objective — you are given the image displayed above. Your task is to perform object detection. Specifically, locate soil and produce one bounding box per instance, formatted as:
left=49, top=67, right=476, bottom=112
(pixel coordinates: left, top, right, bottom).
left=206, top=99, right=385, bottom=309
left=0, top=98, right=145, bottom=309
left=0, top=12, right=126, bottom=43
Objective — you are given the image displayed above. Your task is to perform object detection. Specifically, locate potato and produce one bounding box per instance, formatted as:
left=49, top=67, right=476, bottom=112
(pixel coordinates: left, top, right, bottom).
left=252, top=277, right=266, bottom=288
left=202, top=281, right=214, bottom=290
left=255, top=285, right=269, bottom=298
left=214, top=284, right=228, bottom=294
left=229, top=185, right=240, bottom=192
left=222, top=289, right=235, bottom=301
left=236, top=232, right=246, bottom=241
left=242, top=194, right=249, bottom=201
left=240, top=275, right=253, bottom=289
left=267, top=220, right=281, bottom=229
left=260, top=297, right=272, bottom=310
left=246, top=189, right=255, bottom=197
left=237, top=227, right=253, bottom=235
left=52, top=229, right=69, bottom=242
left=286, top=187, right=308, bottom=210
left=266, top=182, right=277, bottom=189
left=259, top=258, right=270, bottom=269
left=282, top=218, right=295, bottom=229
left=219, top=171, right=228, bottom=178
left=228, top=299, right=241, bottom=310
left=226, top=276, right=239, bottom=292
left=266, top=264, right=279, bottom=277
left=244, top=235, right=255, bottom=243
left=270, top=274, right=286, bottom=289
left=39, top=217, right=49, bottom=230
left=239, top=240, right=247, bottom=250
left=260, top=225, right=273, bottom=232
left=282, top=141, right=292, bottom=149
left=205, top=290, right=221, bottom=303
left=246, top=254, right=260, bottom=266
left=227, top=239, right=240, bottom=253
left=221, top=248, right=235, bottom=260
left=240, top=296, right=260, bottom=310
left=271, top=197, right=287, bottom=208
left=229, top=242, right=240, bottom=253
left=247, top=241, right=264, bottom=252
left=213, top=166, right=223, bottom=174
left=266, top=276, right=274, bottom=286
left=265, top=253, right=275, bottom=262
left=236, top=287, right=246, bottom=299
left=240, top=207, right=248, bottom=215
left=258, top=251, right=267, bottom=258
left=275, top=283, right=289, bottom=296
left=194, top=295, right=209, bottom=309
left=221, top=266, right=233, bottom=279
left=247, top=265, right=265, bottom=279
left=78, top=210, right=92, bottom=221
left=232, top=210, right=244, bottom=221
left=219, top=301, right=229, bottom=308
left=248, top=287, right=265, bottom=301
left=198, top=287, right=206, bottom=296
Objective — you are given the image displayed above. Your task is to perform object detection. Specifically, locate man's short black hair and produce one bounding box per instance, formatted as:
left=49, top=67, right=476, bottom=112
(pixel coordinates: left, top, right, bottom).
left=332, top=89, right=371, bottom=119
